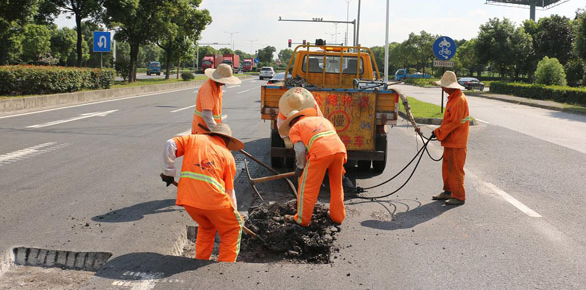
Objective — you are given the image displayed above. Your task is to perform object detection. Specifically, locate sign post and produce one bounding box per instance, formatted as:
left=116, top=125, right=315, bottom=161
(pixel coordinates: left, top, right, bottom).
left=432, top=36, right=456, bottom=113
left=93, top=31, right=111, bottom=69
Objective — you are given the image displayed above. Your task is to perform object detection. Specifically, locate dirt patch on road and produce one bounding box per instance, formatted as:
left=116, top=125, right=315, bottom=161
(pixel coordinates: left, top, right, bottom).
left=0, top=266, right=94, bottom=290
left=239, top=200, right=340, bottom=264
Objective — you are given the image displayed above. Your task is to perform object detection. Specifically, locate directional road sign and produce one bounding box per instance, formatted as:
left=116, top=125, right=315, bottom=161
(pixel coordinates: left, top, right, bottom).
left=254, top=58, right=260, bottom=64
left=93, top=31, right=111, bottom=53
left=433, top=36, right=456, bottom=61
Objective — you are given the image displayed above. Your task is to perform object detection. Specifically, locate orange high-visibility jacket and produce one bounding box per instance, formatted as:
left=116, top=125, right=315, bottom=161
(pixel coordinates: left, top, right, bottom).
left=173, top=134, right=236, bottom=210
left=289, top=116, right=347, bottom=160
left=192, top=79, right=223, bottom=134
left=434, top=90, right=470, bottom=148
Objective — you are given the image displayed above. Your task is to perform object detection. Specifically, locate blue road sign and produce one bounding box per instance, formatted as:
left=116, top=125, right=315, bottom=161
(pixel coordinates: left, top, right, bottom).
left=254, top=58, right=260, bottom=64
left=433, top=36, right=456, bottom=60
left=93, top=31, right=111, bottom=53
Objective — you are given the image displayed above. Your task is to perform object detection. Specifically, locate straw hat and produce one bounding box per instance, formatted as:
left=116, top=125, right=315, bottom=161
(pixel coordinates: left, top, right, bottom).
left=203, top=123, right=245, bottom=151
left=278, top=87, right=317, bottom=117
left=278, top=107, right=318, bottom=137
left=204, top=64, right=242, bottom=85
left=435, top=71, right=464, bottom=90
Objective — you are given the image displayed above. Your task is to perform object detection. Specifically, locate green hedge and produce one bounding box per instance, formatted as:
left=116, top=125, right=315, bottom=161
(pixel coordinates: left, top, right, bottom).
left=403, top=78, right=439, bottom=87
left=0, top=65, right=114, bottom=96
left=490, top=82, right=586, bottom=106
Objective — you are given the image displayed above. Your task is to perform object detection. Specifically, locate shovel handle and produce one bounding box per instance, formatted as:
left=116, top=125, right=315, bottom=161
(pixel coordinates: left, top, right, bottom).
left=250, top=171, right=296, bottom=185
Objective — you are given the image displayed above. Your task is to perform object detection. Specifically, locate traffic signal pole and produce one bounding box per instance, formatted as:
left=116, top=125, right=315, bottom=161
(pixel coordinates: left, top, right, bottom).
left=278, top=17, right=356, bottom=46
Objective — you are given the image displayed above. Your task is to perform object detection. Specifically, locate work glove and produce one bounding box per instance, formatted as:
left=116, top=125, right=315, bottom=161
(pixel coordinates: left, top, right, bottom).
left=430, top=131, right=436, bottom=140
left=295, top=167, right=304, bottom=178
left=160, top=173, right=174, bottom=187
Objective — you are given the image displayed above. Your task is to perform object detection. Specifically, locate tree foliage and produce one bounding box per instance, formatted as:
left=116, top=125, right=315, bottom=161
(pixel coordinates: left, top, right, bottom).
left=535, top=56, right=567, bottom=86
left=258, top=46, right=276, bottom=65
left=278, top=48, right=293, bottom=64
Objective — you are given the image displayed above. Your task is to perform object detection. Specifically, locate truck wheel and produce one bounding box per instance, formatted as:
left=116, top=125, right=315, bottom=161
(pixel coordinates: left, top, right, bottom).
left=358, top=160, right=371, bottom=171
left=259, top=76, right=263, bottom=80
left=147, top=72, right=151, bottom=76
left=270, top=129, right=284, bottom=168
left=373, top=134, right=388, bottom=173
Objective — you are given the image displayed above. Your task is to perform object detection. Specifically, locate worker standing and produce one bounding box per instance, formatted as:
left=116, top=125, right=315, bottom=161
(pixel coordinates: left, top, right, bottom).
left=191, top=64, right=241, bottom=134
left=160, top=124, right=245, bottom=262
left=429, top=71, right=470, bottom=205
left=278, top=87, right=347, bottom=226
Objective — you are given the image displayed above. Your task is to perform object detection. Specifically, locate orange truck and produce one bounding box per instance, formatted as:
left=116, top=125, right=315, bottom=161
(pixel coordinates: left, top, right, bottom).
left=260, top=41, right=399, bottom=172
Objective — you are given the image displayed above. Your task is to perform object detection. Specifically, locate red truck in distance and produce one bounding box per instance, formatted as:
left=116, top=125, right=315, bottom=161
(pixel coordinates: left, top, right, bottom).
left=200, top=54, right=223, bottom=72
left=221, top=54, right=240, bottom=73
left=242, top=58, right=254, bottom=72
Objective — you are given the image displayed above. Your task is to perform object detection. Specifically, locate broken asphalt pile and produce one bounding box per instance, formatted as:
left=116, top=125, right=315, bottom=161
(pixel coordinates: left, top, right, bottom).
left=240, top=200, right=340, bottom=264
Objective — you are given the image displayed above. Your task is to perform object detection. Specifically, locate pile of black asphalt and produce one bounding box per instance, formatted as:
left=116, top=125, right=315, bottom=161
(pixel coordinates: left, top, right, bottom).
left=240, top=200, right=340, bottom=264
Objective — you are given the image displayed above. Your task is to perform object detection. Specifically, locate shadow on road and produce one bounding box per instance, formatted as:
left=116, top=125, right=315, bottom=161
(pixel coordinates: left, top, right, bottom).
left=91, top=199, right=179, bottom=223
left=94, top=252, right=212, bottom=281
left=356, top=199, right=454, bottom=230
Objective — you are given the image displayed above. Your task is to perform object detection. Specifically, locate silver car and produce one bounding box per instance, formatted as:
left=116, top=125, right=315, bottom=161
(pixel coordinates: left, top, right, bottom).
left=259, top=67, right=275, bottom=80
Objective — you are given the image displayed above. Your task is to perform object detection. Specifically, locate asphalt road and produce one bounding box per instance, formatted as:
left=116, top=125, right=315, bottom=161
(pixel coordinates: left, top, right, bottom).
left=1, top=81, right=586, bottom=289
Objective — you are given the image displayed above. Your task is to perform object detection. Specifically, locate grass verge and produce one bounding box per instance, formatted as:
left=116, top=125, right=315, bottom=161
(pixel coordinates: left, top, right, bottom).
left=111, top=76, right=208, bottom=88
left=399, top=96, right=444, bottom=119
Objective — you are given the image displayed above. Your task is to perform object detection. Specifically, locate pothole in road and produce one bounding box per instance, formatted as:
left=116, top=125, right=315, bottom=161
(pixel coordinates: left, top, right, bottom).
left=0, top=247, right=112, bottom=290
left=180, top=200, right=341, bottom=264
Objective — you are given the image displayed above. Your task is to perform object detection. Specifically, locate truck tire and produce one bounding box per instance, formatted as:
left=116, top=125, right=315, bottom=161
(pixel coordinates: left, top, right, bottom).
left=373, top=134, right=388, bottom=173
left=147, top=72, right=151, bottom=76
left=270, top=129, right=284, bottom=168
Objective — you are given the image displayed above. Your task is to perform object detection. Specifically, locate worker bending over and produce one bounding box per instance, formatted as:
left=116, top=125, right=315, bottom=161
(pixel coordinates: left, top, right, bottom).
left=279, top=87, right=347, bottom=226
left=161, top=124, right=245, bottom=262
left=428, top=71, right=470, bottom=205
left=192, top=64, right=241, bottom=134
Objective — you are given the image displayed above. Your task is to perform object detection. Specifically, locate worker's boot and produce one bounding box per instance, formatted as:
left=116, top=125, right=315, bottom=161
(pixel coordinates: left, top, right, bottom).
left=432, top=191, right=452, bottom=200
left=445, top=198, right=465, bottom=205
left=284, top=214, right=297, bottom=223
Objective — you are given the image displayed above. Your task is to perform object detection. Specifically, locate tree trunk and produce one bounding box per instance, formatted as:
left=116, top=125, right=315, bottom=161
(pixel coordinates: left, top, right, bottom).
left=176, top=57, right=180, bottom=79
left=129, top=43, right=140, bottom=82
left=165, top=47, right=172, bottom=79
left=75, top=15, right=83, bottom=67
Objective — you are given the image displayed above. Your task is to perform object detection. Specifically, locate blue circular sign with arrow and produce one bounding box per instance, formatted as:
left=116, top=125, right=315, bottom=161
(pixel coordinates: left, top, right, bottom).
left=433, top=36, right=456, bottom=60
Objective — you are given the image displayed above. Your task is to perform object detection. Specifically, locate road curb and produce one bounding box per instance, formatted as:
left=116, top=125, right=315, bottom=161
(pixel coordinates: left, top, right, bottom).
left=0, top=76, right=251, bottom=114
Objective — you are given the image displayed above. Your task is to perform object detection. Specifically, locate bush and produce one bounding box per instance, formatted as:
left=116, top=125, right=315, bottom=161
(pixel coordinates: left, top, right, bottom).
left=403, top=78, right=439, bottom=87
left=181, top=72, right=195, bottom=81
left=490, top=81, right=586, bottom=106
left=564, top=59, right=584, bottom=86
left=535, top=56, right=567, bottom=86
left=0, top=65, right=114, bottom=95
left=115, top=60, right=130, bottom=82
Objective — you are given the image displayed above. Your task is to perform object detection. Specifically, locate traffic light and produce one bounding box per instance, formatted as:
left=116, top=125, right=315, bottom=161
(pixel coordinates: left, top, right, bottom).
left=302, top=39, right=306, bottom=45
left=288, top=39, right=292, bottom=48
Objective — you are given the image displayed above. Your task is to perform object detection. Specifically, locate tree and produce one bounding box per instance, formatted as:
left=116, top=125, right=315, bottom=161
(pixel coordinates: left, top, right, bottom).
left=103, top=0, right=171, bottom=82
left=155, top=0, right=211, bottom=79
left=564, top=56, right=584, bottom=86
left=278, top=48, right=293, bottom=64
left=510, top=26, right=534, bottom=80
left=403, top=31, right=436, bottom=75
left=534, top=56, right=566, bottom=86
left=458, top=39, right=483, bottom=77
left=258, top=46, right=276, bottom=65
left=22, top=24, right=53, bottom=63
left=218, top=47, right=233, bottom=55
left=476, top=18, right=523, bottom=78
left=0, top=0, right=41, bottom=63
left=51, top=27, right=77, bottom=65
left=49, top=0, right=103, bottom=66
left=573, top=9, right=586, bottom=69
left=533, top=15, right=574, bottom=65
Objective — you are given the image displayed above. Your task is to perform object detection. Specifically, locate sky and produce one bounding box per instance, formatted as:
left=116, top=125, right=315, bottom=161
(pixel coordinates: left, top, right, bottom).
left=56, top=0, right=586, bottom=55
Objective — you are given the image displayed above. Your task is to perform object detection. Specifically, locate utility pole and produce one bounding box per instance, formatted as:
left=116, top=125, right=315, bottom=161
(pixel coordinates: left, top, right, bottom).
left=224, top=31, right=239, bottom=51
left=384, top=0, right=390, bottom=83
left=355, top=0, right=362, bottom=46
left=345, top=0, right=352, bottom=46
left=248, top=39, right=259, bottom=55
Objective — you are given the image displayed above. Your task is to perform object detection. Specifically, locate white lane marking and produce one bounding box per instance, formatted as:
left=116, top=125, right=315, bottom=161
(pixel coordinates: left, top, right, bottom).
left=222, top=114, right=227, bottom=121
left=0, top=142, right=70, bottom=166
left=225, top=85, right=241, bottom=89
left=27, top=110, right=118, bottom=128
left=237, top=86, right=260, bottom=94
left=171, top=105, right=195, bottom=113
left=111, top=271, right=164, bottom=290
left=475, top=118, right=490, bottom=124
left=468, top=171, right=542, bottom=218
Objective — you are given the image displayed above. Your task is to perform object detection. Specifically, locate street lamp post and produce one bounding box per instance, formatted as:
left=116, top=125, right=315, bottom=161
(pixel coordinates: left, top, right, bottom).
left=384, top=0, right=390, bottom=83
left=224, top=31, right=239, bottom=51
left=345, top=0, right=351, bottom=46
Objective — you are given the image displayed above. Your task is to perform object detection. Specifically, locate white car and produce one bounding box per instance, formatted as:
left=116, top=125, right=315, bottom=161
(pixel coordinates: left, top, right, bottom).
left=259, top=67, right=275, bottom=80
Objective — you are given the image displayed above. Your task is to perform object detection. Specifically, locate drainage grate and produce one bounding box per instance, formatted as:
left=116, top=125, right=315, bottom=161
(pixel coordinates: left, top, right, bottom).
left=12, top=247, right=112, bottom=272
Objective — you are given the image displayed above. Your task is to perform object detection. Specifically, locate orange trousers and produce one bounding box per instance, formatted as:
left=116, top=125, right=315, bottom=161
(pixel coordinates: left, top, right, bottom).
left=294, top=153, right=346, bottom=226
left=442, top=147, right=467, bottom=201
left=184, top=205, right=243, bottom=262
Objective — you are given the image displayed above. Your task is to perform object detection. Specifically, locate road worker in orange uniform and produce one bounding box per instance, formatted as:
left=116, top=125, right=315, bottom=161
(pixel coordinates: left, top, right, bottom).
left=276, top=87, right=324, bottom=139
left=429, top=71, right=470, bottom=205
left=191, top=64, right=241, bottom=134
left=278, top=87, right=347, bottom=226
left=160, top=124, right=245, bottom=262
